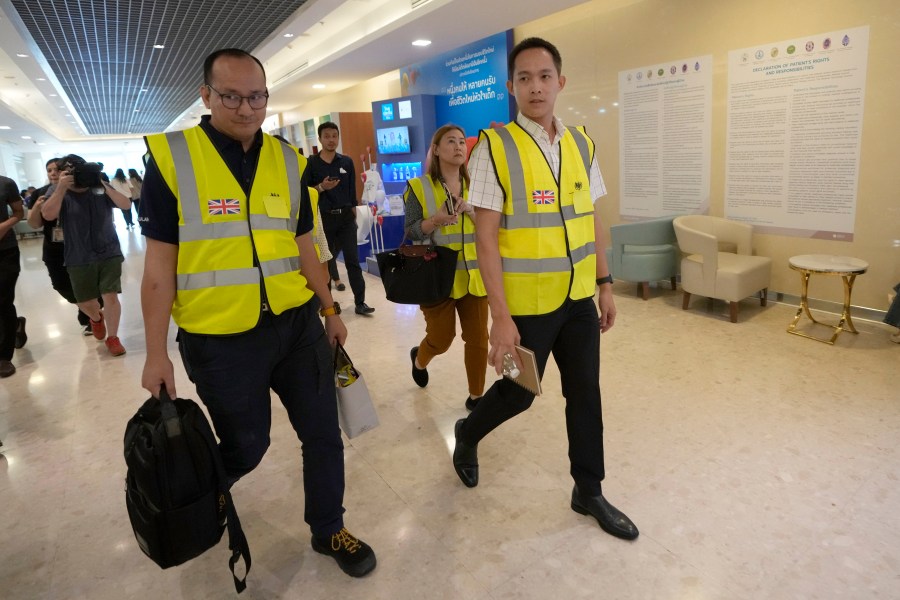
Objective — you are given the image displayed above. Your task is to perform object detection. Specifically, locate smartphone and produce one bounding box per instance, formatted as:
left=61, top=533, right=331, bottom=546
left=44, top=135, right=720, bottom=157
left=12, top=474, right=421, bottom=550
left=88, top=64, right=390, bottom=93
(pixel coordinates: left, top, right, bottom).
left=444, top=197, right=457, bottom=216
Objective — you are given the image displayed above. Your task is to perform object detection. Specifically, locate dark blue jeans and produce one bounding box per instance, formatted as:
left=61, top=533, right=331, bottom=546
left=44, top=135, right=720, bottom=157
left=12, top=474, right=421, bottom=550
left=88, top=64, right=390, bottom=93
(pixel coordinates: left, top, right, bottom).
left=178, top=302, right=345, bottom=537
left=457, top=298, right=606, bottom=496
left=322, top=209, right=366, bottom=305
left=0, top=246, right=21, bottom=361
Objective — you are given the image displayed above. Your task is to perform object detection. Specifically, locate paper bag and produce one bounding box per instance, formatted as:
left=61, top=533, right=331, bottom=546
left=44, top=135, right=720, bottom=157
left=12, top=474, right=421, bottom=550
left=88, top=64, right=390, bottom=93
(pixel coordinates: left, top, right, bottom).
left=334, top=344, right=379, bottom=438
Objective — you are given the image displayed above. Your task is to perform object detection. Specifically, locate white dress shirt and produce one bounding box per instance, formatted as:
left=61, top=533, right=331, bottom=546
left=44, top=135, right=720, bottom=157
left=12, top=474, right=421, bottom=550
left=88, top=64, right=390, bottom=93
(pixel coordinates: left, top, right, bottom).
left=468, top=113, right=607, bottom=212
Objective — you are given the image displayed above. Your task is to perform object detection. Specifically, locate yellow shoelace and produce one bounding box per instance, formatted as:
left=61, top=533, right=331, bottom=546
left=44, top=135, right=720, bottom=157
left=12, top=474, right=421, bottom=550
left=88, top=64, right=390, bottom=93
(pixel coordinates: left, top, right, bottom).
left=331, top=528, right=361, bottom=553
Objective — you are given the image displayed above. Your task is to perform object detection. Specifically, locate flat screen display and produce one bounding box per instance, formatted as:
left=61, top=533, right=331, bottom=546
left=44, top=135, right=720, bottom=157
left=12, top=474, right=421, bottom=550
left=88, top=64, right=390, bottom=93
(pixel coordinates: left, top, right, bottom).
left=376, top=126, right=411, bottom=154
left=381, top=162, right=422, bottom=183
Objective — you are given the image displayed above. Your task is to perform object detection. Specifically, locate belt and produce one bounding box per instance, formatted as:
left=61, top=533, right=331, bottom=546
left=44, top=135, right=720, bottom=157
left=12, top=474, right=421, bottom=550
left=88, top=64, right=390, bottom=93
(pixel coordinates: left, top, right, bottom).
left=326, top=206, right=353, bottom=214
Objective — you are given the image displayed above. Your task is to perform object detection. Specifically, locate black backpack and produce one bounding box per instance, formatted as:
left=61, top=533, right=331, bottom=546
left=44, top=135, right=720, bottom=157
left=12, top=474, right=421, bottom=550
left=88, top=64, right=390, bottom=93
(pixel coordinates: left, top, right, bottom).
left=124, top=386, right=251, bottom=593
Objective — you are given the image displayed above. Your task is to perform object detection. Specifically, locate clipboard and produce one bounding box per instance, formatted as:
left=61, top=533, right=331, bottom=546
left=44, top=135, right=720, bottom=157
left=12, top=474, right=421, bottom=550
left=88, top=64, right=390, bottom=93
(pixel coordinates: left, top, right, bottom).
left=504, top=345, right=542, bottom=396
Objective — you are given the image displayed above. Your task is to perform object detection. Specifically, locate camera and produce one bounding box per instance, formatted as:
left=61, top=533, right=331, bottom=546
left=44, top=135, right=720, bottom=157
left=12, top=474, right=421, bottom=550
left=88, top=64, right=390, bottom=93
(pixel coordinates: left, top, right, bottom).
left=58, top=154, right=105, bottom=192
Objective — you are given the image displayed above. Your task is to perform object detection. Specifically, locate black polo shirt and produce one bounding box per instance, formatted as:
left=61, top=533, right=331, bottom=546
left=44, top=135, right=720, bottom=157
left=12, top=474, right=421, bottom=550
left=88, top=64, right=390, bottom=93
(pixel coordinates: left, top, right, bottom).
left=306, top=152, right=357, bottom=213
left=140, top=115, right=312, bottom=244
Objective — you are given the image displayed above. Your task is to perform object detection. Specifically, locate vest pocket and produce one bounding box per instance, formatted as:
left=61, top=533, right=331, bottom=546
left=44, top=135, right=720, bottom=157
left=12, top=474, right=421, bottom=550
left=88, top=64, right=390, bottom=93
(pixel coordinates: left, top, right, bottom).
left=571, top=189, right=593, bottom=215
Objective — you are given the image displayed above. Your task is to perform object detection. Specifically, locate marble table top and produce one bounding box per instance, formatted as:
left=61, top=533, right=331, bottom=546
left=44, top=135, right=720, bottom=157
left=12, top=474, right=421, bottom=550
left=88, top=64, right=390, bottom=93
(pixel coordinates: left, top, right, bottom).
left=789, top=254, right=869, bottom=273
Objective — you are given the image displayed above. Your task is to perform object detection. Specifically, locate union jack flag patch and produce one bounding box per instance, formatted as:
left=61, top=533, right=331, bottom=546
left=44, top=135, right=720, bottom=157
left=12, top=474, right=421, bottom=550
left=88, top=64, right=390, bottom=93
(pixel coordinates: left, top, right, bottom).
left=531, top=190, right=556, bottom=205
left=207, top=198, right=241, bottom=216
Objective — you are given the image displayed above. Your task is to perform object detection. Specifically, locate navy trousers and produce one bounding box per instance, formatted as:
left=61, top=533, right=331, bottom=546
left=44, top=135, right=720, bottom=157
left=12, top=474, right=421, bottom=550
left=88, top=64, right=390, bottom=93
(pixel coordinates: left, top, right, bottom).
left=0, top=246, right=21, bottom=361
left=322, top=209, right=366, bottom=305
left=457, top=298, right=606, bottom=496
left=178, top=302, right=345, bottom=537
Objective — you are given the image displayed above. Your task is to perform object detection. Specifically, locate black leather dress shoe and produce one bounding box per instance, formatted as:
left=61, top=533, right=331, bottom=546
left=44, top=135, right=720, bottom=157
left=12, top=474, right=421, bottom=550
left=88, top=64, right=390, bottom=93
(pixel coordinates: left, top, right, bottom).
left=464, top=396, right=479, bottom=411
left=570, top=486, right=639, bottom=540
left=452, top=418, right=478, bottom=488
left=410, top=347, right=429, bottom=387
left=355, top=302, right=375, bottom=315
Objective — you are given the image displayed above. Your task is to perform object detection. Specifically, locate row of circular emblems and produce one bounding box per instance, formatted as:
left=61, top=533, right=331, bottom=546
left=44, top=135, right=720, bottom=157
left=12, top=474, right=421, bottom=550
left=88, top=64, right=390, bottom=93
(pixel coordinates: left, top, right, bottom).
left=626, top=61, right=701, bottom=82
left=741, top=34, right=852, bottom=62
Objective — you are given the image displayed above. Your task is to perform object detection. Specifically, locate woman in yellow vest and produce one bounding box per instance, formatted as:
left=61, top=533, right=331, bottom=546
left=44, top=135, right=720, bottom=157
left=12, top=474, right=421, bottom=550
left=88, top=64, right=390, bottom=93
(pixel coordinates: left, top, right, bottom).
left=404, top=124, right=488, bottom=411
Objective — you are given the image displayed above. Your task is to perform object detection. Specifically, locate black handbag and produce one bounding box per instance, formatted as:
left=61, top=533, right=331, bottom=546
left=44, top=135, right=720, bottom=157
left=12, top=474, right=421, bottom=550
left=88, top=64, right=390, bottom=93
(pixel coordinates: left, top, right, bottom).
left=375, top=243, right=459, bottom=305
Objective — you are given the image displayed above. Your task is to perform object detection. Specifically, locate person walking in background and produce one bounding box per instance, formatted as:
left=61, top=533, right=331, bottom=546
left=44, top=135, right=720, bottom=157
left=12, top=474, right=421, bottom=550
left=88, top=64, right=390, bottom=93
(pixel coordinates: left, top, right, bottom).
left=40, top=154, right=132, bottom=356
left=27, top=158, right=100, bottom=335
left=110, top=168, right=135, bottom=230
left=307, top=122, right=375, bottom=315
left=452, top=37, right=638, bottom=541
left=0, top=172, right=25, bottom=377
left=139, top=48, right=376, bottom=579
left=404, top=124, right=488, bottom=411
left=128, top=168, right=143, bottom=219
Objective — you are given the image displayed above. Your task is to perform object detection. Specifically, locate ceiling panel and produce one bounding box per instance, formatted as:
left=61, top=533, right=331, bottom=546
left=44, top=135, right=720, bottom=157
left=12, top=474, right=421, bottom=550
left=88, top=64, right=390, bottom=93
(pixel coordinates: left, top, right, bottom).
left=10, top=0, right=310, bottom=135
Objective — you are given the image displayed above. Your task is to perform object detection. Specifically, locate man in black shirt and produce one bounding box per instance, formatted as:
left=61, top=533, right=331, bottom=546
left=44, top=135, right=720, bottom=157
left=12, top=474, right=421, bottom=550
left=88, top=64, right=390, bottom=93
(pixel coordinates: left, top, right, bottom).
left=140, top=48, right=376, bottom=580
left=307, top=122, right=375, bottom=315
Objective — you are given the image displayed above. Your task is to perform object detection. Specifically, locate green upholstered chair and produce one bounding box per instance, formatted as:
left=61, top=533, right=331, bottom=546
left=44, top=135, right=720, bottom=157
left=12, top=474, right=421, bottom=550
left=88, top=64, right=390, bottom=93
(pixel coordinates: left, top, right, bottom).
left=605, top=216, right=679, bottom=300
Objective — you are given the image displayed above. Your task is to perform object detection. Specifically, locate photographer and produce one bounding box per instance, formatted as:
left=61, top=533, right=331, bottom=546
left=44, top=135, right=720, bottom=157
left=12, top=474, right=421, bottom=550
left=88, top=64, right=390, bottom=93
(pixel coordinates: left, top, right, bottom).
left=41, top=154, right=132, bottom=356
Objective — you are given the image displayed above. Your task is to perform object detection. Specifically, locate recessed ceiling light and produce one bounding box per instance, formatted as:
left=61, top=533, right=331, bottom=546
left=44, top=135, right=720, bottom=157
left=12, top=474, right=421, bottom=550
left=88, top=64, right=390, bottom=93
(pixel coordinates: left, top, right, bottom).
left=21, top=135, right=31, bottom=139
left=412, top=39, right=431, bottom=47
left=153, top=44, right=165, bottom=49
left=134, top=109, right=140, bottom=112
left=140, top=89, right=148, bottom=92
left=283, top=33, right=294, bottom=38
left=16, top=53, right=27, bottom=58
left=36, top=77, right=46, bottom=81
left=0, top=126, right=10, bottom=130
left=50, top=94, right=57, bottom=97
left=612, top=102, right=619, bottom=107
left=312, top=83, right=325, bottom=89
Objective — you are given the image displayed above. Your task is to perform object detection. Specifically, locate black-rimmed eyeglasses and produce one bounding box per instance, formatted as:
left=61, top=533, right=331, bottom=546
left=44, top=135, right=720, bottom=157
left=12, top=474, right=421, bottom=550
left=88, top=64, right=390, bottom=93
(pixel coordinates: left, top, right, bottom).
left=205, top=84, right=269, bottom=110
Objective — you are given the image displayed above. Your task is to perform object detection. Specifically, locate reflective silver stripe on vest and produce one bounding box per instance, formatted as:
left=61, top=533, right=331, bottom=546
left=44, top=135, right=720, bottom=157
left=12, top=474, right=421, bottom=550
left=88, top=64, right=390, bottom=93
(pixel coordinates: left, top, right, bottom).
left=260, top=256, right=299, bottom=278
left=166, top=132, right=201, bottom=223
left=494, top=128, right=527, bottom=205
left=180, top=221, right=249, bottom=243
left=420, top=180, right=453, bottom=246
left=177, top=268, right=259, bottom=290
left=570, top=241, right=596, bottom=264
left=249, top=214, right=287, bottom=231
left=459, top=259, right=479, bottom=271
left=276, top=141, right=301, bottom=234
left=570, top=128, right=593, bottom=174
left=501, top=256, right=572, bottom=273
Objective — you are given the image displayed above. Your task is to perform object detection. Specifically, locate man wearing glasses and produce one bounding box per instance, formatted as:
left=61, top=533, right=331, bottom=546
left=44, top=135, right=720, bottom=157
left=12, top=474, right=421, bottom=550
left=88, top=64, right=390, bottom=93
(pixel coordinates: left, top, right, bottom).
left=139, top=48, right=377, bottom=581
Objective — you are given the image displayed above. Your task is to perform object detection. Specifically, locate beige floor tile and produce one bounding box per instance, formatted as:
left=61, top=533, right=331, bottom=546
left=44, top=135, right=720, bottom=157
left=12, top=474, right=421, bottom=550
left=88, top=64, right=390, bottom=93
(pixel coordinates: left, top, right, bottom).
left=1, top=231, right=898, bottom=599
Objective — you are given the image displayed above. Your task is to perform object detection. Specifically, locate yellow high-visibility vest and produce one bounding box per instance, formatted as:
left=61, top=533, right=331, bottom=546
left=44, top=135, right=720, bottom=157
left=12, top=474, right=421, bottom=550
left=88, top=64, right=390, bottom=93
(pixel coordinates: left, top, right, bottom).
left=145, top=126, right=313, bottom=334
left=480, top=122, right=596, bottom=316
left=405, top=175, right=485, bottom=299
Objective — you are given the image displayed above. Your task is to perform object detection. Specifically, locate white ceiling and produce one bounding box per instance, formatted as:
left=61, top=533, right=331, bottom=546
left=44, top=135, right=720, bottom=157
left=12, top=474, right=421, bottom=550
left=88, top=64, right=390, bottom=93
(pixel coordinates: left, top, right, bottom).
left=0, top=0, right=590, bottom=158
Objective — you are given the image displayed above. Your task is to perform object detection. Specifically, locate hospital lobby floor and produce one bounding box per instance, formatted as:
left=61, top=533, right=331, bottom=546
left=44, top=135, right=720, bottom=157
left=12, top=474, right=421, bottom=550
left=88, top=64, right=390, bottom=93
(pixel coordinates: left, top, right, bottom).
left=1, top=226, right=898, bottom=599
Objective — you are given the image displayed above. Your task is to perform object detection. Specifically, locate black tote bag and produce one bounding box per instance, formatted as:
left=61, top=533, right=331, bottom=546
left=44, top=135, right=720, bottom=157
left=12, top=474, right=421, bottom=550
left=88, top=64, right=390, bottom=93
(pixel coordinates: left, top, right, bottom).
left=375, top=244, right=459, bottom=305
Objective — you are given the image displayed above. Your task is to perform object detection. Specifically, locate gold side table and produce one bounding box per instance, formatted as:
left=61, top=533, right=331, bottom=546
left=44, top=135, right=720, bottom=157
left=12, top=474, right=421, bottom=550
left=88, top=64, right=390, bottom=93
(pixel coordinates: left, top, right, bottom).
left=787, top=254, right=869, bottom=345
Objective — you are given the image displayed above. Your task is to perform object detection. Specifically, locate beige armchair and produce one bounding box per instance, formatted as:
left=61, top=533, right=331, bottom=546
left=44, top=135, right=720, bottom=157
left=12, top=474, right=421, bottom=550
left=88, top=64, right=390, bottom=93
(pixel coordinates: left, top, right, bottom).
left=673, top=215, right=772, bottom=323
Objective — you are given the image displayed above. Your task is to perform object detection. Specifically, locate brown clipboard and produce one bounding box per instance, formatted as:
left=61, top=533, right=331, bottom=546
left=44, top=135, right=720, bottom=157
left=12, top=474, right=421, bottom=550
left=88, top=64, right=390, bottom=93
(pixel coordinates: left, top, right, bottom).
left=504, top=345, right=542, bottom=396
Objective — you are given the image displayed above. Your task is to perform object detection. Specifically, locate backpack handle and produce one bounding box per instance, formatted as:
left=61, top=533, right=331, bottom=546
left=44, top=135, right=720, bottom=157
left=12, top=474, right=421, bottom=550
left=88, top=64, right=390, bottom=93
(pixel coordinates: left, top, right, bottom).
left=158, top=384, right=183, bottom=439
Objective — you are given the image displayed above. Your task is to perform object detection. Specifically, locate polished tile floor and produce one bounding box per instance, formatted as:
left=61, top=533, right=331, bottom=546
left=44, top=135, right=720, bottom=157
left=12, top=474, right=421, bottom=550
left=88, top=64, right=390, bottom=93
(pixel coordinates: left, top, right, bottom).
left=1, top=227, right=898, bottom=599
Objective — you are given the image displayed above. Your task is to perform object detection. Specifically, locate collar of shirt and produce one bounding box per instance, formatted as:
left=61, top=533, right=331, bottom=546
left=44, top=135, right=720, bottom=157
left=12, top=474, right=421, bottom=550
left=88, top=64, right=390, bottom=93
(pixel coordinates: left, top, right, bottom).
left=198, top=114, right=263, bottom=155
left=197, top=115, right=262, bottom=195
left=516, top=113, right=566, bottom=146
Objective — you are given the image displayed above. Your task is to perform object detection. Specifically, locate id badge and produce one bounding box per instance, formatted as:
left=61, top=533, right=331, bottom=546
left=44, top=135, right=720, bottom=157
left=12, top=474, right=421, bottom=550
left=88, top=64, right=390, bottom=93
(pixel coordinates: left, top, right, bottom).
left=52, top=226, right=64, bottom=242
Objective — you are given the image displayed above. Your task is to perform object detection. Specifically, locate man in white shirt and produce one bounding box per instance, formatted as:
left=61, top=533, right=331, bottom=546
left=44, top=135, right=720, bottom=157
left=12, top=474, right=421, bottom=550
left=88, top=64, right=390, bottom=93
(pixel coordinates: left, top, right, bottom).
left=452, top=37, right=638, bottom=541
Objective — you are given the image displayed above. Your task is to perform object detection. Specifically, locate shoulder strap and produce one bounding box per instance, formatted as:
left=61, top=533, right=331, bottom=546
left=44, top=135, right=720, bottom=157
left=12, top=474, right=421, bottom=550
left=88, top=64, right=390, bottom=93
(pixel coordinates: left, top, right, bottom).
left=163, top=386, right=252, bottom=593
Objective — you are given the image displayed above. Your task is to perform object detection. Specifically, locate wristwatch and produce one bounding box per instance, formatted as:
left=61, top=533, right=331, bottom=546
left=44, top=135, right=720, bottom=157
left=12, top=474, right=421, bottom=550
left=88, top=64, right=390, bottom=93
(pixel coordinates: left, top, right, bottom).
left=319, top=302, right=341, bottom=317
left=596, top=274, right=614, bottom=286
